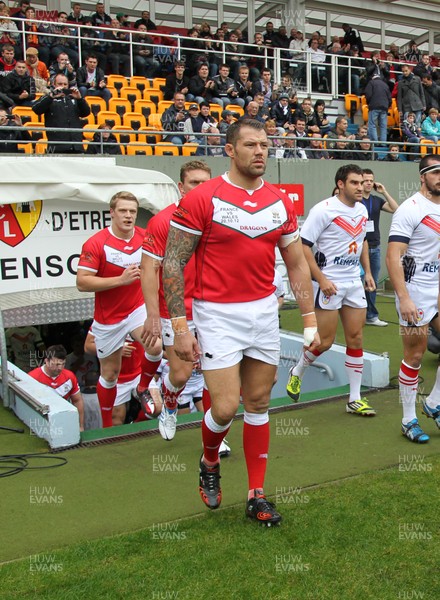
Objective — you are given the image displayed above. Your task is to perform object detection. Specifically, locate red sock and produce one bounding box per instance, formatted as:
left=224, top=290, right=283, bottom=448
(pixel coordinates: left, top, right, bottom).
left=202, top=387, right=211, bottom=412
left=161, top=374, right=183, bottom=411
left=97, top=378, right=117, bottom=428
left=138, top=353, right=162, bottom=391
left=243, top=412, right=270, bottom=491
left=202, top=409, right=231, bottom=464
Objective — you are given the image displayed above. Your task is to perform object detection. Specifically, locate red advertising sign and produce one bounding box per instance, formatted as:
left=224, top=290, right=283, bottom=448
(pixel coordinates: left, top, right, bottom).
left=273, top=184, right=304, bottom=216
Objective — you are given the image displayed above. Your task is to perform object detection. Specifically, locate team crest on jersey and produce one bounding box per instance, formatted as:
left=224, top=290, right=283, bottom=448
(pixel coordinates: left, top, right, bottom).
left=0, top=201, right=42, bottom=248
left=348, top=241, right=358, bottom=254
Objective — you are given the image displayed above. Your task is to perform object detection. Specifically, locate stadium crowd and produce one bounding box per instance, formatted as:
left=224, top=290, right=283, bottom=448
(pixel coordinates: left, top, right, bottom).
left=0, top=1, right=438, bottom=158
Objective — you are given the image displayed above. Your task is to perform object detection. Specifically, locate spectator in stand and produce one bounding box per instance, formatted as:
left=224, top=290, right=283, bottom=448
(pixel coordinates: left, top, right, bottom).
left=134, top=10, right=157, bottom=30
left=342, top=23, right=364, bottom=55
left=353, top=136, right=376, bottom=161
left=0, top=6, right=20, bottom=48
left=91, top=2, right=111, bottom=27
left=365, top=74, right=392, bottom=144
left=421, top=107, right=440, bottom=143
left=397, top=64, right=425, bottom=127
left=307, top=38, right=328, bottom=93
left=195, top=126, right=226, bottom=157
left=282, top=130, right=307, bottom=159
left=384, top=143, right=402, bottom=161
left=246, top=32, right=267, bottom=81
left=270, top=93, right=292, bottom=129
left=10, top=0, right=29, bottom=20
left=305, top=133, right=330, bottom=159
left=0, top=44, right=16, bottom=79
left=276, top=73, right=297, bottom=102
left=50, top=15, right=79, bottom=67
left=202, top=35, right=221, bottom=78
left=385, top=52, right=401, bottom=92
left=404, top=41, right=421, bottom=64
left=32, top=73, right=90, bottom=154
left=218, top=109, right=236, bottom=135
left=164, top=61, right=190, bottom=101
left=265, top=118, right=285, bottom=156
left=271, top=25, right=290, bottom=60
left=68, top=3, right=85, bottom=24
left=22, top=6, right=50, bottom=68
left=0, top=59, right=35, bottom=106
left=235, top=65, right=253, bottom=106
left=356, top=124, right=368, bottom=139
left=25, top=47, right=49, bottom=94
left=105, top=19, right=130, bottom=77
left=86, top=123, right=122, bottom=155
left=402, top=112, right=421, bottom=159
left=326, top=116, right=356, bottom=151
left=180, top=28, right=205, bottom=76
left=421, top=75, right=440, bottom=114
left=49, top=52, right=76, bottom=87
left=132, top=24, right=160, bottom=78
left=184, top=101, right=217, bottom=144
left=292, top=116, right=309, bottom=147
left=313, top=99, right=332, bottom=134
left=414, top=53, right=437, bottom=81
left=115, top=13, right=130, bottom=28
left=389, top=43, right=401, bottom=61
left=251, top=67, right=276, bottom=106
left=220, top=22, right=229, bottom=39
left=224, top=30, right=247, bottom=80
left=212, top=63, right=244, bottom=108
left=188, top=62, right=215, bottom=104
left=0, top=107, right=31, bottom=151
left=242, top=100, right=265, bottom=123
left=76, top=53, right=111, bottom=103
left=365, top=50, right=389, bottom=82
left=295, top=96, right=320, bottom=133
left=80, top=17, right=107, bottom=72
left=161, top=92, right=188, bottom=145
left=263, top=22, right=275, bottom=46
left=253, top=91, right=271, bottom=121
left=330, top=135, right=354, bottom=160
left=199, top=21, right=212, bottom=39
left=345, top=45, right=364, bottom=95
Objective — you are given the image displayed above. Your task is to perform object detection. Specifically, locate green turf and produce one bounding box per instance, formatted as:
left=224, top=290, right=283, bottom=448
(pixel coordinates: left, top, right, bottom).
left=1, top=456, right=438, bottom=600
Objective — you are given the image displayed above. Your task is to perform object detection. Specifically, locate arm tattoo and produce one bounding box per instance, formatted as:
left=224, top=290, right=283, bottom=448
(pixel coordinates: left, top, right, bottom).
left=163, top=226, right=199, bottom=318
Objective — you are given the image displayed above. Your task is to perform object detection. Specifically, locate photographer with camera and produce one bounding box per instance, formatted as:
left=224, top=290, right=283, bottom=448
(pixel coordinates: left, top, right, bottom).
left=32, top=73, right=90, bottom=154
left=0, top=108, right=31, bottom=152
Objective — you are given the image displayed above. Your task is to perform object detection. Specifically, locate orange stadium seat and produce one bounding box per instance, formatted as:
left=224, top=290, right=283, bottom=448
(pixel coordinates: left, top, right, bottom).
left=181, top=144, right=198, bottom=156
left=134, top=100, right=157, bottom=122
left=144, top=88, right=164, bottom=105
left=107, top=75, right=128, bottom=95
left=120, top=86, right=142, bottom=108
left=96, top=111, right=122, bottom=128
left=112, top=125, right=137, bottom=145
left=109, top=98, right=132, bottom=118
left=122, top=112, right=147, bottom=131
left=148, top=113, right=164, bottom=131
left=137, top=126, right=161, bottom=144
left=85, top=96, right=107, bottom=119
left=12, top=106, right=35, bottom=125
left=126, top=142, right=154, bottom=155
left=154, top=142, right=179, bottom=156
left=130, top=76, right=149, bottom=93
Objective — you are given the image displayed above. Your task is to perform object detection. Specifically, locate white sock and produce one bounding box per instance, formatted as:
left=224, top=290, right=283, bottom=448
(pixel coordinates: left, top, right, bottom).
left=399, top=361, right=419, bottom=424
left=345, top=349, right=363, bottom=402
left=291, top=349, right=320, bottom=378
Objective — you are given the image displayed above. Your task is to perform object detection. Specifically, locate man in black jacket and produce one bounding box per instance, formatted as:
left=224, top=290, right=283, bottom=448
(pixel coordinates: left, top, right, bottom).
left=32, top=74, right=90, bottom=154
left=163, top=61, right=190, bottom=101
left=0, top=61, right=36, bottom=106
left=160, top=92, right=188, bottom=145
left=365, top=75, right=391, bottom=144
left=0, top=108, right=31, bottom=152
left=76, top=54, right=111, bottom=103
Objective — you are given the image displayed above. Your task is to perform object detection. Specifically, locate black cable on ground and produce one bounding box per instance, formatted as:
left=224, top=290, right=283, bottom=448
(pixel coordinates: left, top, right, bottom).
left=0, top=453, right=67, bottom=478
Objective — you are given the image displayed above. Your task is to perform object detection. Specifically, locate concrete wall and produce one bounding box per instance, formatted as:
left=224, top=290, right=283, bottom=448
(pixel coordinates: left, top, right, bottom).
left=118, top=156, right=420, bottom=280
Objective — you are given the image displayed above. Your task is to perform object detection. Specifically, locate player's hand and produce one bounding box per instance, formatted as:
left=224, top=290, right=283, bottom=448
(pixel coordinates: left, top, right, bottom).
left=140, top=315, right=162, bottom=347
left=319, top=278, right=338, bottom=296
left=364, top=274, right=376, bottom=292
left=374, top=182, right=386, bottom=194
left=119, top=264, right=141, bottom=285
left=173, top=331, right=201, bottom=363
left=306, top=330, right=321, bottom=353
left=399, top=297, right=419, bottom=325
left=122, top=342, right=135, bottom=357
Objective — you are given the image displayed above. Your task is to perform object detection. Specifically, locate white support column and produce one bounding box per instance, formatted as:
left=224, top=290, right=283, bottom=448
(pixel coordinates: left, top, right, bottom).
left=428, top=29, right=434, bottom=55
left=380, top=20, right=386, bottom=52
left=247, top=0, right=255, bottom=44
left=326, top=12, right=332, bottom=42
left=284, top=0, right=306, bottom=34
left=184, top=0, right=193, bottom=29
left=47, top=0, right=69, bottom=12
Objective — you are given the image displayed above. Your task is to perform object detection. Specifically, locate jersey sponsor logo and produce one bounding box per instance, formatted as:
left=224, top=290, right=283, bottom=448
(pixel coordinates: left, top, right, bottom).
left=333, top=216, right=367, bottom=238
left=0, top=201, right=42, bottom=248
left=212, top=197, right=287, bottom=238
left=243, top=200, right=258, bottom=208
left=103, top=244, right=142, bottom=268
left=333, top=256, right=360, bottom=266
left=422, top=262, right=439, bottom=273
left=348, top=241, right=358, bottom=254
left=421, top=215, right=440, bottom=234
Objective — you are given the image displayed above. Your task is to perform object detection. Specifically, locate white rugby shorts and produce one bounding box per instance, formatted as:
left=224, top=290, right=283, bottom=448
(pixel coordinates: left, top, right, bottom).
left=313, top=278, right=367, bottom=311
left=160, top=318, right=196, bottom=347
left=92, top=304, right=146, bottom=359
left=396, top=282, right=438, bottom=327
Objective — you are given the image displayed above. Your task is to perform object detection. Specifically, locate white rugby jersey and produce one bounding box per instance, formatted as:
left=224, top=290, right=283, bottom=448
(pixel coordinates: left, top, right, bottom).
left=300, top=196, right=368, bottom=281
left=388, top=191, right=440, bottom=286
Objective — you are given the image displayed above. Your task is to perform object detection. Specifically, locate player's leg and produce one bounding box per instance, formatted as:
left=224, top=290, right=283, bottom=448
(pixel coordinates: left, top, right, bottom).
left=340, top=305, right=376, bottom=416
left=131, top=327, right=163, bottom=391
left=157, top=344, right=194, bottom=440
left=97, top=349, right=123, bottom=427
left=287, top=307, right=339, bottom=401
left=240, top=356, right=281, bottom=526
left=112, top=404, right=126, bottom=426
left=198, top=365, right=241, bottom=509
left=400, top=325, right=430, bottom=442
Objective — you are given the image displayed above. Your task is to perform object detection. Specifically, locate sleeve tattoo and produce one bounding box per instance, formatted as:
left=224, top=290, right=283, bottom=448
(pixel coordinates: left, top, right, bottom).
left=163, top=226, right=199, bottom=318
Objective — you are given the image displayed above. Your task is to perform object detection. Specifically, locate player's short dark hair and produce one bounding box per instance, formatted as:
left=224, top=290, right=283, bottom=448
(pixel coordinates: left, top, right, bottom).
left=362, top=168, right=374, bottom=176
left=46, top=345, right=67, bottom=361
left=419, top=154, right=440, bottom=173
left=226, top=119, right=265, bottom=146
left=335, top=164, right=363, bottom=187
left=109, top=191, right=139, bottom=209
left=180, top=160, right=212, bottom=183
